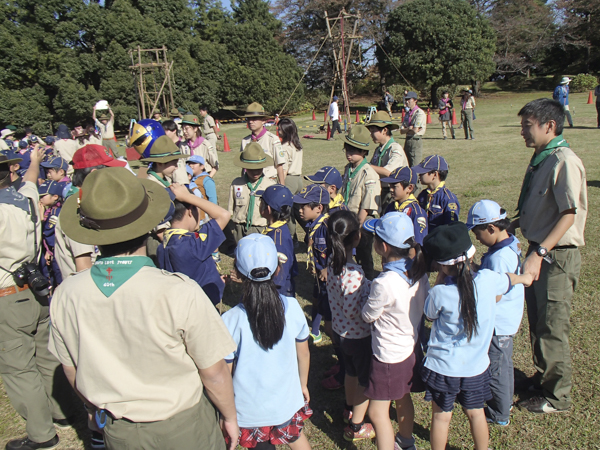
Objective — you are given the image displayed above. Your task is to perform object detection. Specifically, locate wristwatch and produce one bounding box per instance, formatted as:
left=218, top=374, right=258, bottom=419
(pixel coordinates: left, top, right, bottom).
left=536, top=246, right=549, bottom=257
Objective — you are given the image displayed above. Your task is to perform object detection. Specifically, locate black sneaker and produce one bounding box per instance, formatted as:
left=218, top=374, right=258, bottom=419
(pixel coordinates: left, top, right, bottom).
left=519, top=396, right=569, bottom=414
left=5, top=435, right=59, bottom=450
left=90, top=431, right=105, bottom=449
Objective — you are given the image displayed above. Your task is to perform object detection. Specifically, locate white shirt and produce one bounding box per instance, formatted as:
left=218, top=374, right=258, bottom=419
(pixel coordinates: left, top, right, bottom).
left=329, top=101, right=339, bottom=121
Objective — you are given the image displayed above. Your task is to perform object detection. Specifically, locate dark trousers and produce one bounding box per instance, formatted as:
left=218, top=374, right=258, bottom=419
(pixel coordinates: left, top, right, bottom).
left=331, top=120, right=342, bottom=138
left=487, top=335, right=514, bottom=422
left=596, top=102, right=600, bottom=127
left=461, top=110, right=474, bottom=138
left=355, top=229, right=374, bottom=280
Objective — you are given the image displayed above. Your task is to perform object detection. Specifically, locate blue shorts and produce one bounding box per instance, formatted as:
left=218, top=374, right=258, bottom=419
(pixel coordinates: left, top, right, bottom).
left=421, top=366, right=492, bottom=412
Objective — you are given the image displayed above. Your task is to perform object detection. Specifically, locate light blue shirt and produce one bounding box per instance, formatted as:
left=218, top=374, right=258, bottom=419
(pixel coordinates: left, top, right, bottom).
left=222, top=296, right=309, bottom=428
left=189, top=172, right=217, bottom=204
left=480, top=235, right=524, bottom=336
left=424, top=269, right=510, bottom=377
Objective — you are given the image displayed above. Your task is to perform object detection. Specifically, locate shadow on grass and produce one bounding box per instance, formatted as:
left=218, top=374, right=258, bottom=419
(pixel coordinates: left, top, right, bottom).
left=587, top=180, right=600, bottom=188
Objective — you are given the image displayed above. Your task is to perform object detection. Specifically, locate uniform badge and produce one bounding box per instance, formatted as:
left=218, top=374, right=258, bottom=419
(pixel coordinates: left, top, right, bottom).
left=403, top=206, right=413, bottom=216
left=234, top=186, right=244, bottom=198
left=417, top=216, right=427, bottom=232
left=448, top=203, right=458, bottom=210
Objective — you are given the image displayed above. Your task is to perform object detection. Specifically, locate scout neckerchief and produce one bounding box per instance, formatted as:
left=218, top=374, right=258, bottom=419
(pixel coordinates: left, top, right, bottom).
left=307, top=213, right=329, bottom=271
left=163, top=228, right=208, bottom=247
left=329, top=193, right=345, bottom=210
left=408, top=105, right=420, bottom=126
left=90, top=256, right=155, bottom=297
left=343, top=158, right=368, bottom=204
left=188, top=136, right=205, bottom=155
left=262, top=220, right=287, bottom=235
left=439, top=98, right=450, bottom=115
left=375, top=137, right=395, bottom=166
left=516, top=135, right=569, bottom=214
left=245, top=173, right=264, bottom=230
left=383, top=258, right=413, bottom=285
left=393, top=194, right=419, bottom=212
left=147, top=170, right=170, bottom=187
left=425, top=181, right=445, bottom=210
left=251, top=127, right=267, bottom=142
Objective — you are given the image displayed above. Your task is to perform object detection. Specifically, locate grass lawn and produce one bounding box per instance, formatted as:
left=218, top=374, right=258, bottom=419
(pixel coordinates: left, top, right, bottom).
left=1, top=91, right=598, bottom=449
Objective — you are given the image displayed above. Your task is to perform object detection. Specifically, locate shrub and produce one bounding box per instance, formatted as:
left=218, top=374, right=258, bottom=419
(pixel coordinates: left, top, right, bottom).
left=570, top=74, right=598, bottom=93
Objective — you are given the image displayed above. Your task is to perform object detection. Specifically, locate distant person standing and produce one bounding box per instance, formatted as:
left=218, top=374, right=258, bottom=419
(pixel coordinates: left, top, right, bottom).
left=93, top=104, right=118, bottom=157
left=400, top=91, right=426, bottom=167
left=438, top=91, right=455, bottom=140
left=594, top=82, right=600, bottom=128
left=199, top=106, right=220, bottom=151
left=461, top=89, right=476, bottom=140
left=383, top=90, right=394, bottom=118
left=552, top=77, right=573, bottom=128
left=328, top=96, right=342, bottom=140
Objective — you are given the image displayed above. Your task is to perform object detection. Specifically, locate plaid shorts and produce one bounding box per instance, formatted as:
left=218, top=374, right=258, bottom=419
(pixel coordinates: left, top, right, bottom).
left=236, top=403, right=312, bottom=448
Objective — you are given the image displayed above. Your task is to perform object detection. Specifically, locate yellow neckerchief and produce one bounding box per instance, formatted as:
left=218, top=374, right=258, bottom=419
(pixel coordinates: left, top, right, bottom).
left=163, top=228, right=207, bottom=247
left=329, top=193, right=345, bottom=210
left=307, top=213, right=329, bottom=271
left=393, top=193, right=419, bottom=211
left=425, top=181, right=445, bottom=210
left=262, top=220, right=287, bottom=235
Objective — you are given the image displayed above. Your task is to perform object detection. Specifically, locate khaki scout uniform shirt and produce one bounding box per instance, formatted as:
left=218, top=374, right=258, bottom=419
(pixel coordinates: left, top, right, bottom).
left=371, top=140, right=407, bottom=187
left=55, top=139, right=79, bottom=176
left=48, top=267, right=236, bottom=422
left=95, top=118, right=115, bottom=140
left=201, top=115, right=217, bottom=138
left=341, top=163, right=381, bottom=214
left=54, top=215, right=97, bottom=279
left=408, top=108, right=427, bottom=137
left=282, top=142, right=303, bottom=176
left=520, top=147, right=587, bottom=247
left=0, top=182, right=41, bottom=289
left=240, top=131, right=285, bottom=181
left=228, top=176, right=276, bottom=227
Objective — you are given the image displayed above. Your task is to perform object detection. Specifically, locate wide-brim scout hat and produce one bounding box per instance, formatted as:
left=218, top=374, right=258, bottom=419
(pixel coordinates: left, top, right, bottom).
left=340, top=125, right=371, bottom=152
left=61, top=167, right=171, bottom=246
left=234, top=142, right=273, bottom=169
left=140, top=135, right=186, bottom=163
left=0, top=152, right=23, bottom=166
left=1, top=129, right=15, bottom=139
left=98, top=114, right=110, bottom=121
left=169, top=108, right=182, bottom=119
left=367, top=111, right=399, bottom=130
left=181, top=114, right=202, bottom=127
left=241, top=102, right=269, bottom=119
left=423, top=222, right=476, bottom=265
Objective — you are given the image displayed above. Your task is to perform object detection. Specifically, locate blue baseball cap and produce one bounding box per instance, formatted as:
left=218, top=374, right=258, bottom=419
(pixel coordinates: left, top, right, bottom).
left=304, top=166, right=343, bottom=189
left=466, top=200, right=507, bottom=230
left=38, top=180, right=67, bottom=198
left=333, top=96, right=339, bottom=101
left=363, top=211, right=414, bottom=249
left=412, top=155, right=449, bottom=174
left=380, top=166, right=418, bottom=185
left=18, top=141, right=28, bottom=149
left=41, top=156, right=69, bottom=172
left=293, top=184, right=330, bottom=205
left=186, top=155, right=205, bottom=165
left=255, top=184, right=293, bottom=212
left=44, top=136, right=55, bottom=145
left=235, top=234, right=278, bottom=281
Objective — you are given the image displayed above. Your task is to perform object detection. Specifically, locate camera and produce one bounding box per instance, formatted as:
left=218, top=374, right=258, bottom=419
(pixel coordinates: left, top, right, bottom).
left=13, top=263, right=50, bottom=297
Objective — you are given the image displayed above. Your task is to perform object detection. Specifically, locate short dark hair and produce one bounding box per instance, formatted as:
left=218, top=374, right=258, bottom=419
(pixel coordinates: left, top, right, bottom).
left=271, top=205, right=292, bottom=222
left=430, top=170, right=448, bottom=181
left=307, top=202, right=329, bottom=213
left=24, top=127, right=33, bottom=134
left=0, top=170, right=11, bottom=188
left=162, top=120, right=178, bottom=133
left=518, top=98, right=565, bottom=136
left=172, top=197, right=199, bottom=223
left=72, top=165, right=105, bottom=187
left=199, top=105, right=208, bottom=112
left=99, top=234, right=148, bottom=257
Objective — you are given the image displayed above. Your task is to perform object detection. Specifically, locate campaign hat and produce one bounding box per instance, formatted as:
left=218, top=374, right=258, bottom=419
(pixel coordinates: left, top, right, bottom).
left=139, top=136, right=186, bottom=164
left=340, top=125, right=371, bottom=152
left=366, top=111, right=399, bottom=130
left=241, top=102, right=269, bottom=119
left=233, top=143, right=273, bottom=169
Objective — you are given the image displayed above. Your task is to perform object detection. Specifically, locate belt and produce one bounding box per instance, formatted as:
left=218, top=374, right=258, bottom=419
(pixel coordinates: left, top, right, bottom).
left=406, top=134, right=421, bottom=140
left=528, top=241, right=577, bottom=250
left=0, top=284, right=29, bottom=298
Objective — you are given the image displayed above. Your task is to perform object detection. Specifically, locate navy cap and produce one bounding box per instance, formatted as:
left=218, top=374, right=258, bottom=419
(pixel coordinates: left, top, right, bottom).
left=380, top=166, right=418, bottom=185
left=412, top=155, right=449, bottom=174
left=18, top=141, right=28, bottom=149
left=293, top=184, right=330, bottom=205
left=38, top=180, right=67, bottom=197
left=41, top=156, right=69, bottom=171
left=333, top=96, right=339, bottom=101
left=304, top=166, right=343, bottom=189
left=44, top=136, right=55, bottom=145
left=255, top=184, right=294, bottom=212
left=405, top=91, right=418, bottom=100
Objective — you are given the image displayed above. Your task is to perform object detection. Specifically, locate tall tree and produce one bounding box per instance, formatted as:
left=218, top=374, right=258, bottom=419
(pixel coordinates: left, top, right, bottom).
left=379, top=0, right=496, bottom=103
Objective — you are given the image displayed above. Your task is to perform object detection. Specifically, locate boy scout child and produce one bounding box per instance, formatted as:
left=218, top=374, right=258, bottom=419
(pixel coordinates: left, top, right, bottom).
left=1, top=149, right=75, bottom=450
left=39, top=180, right=68, bottom=287
left=240, top=102, right=286, bottom=184
left=340, top=125, right=381, bottom=280
left=187, top=155, right=218, bottom=204
left=181, top=114, right=219, bottom=178
left=381, top=166, right=428, bottom=245
left=511, top=98, right=587, bottom=414
left=140, top=135, right=186, bottom=188
left=367, top=111, right=408, bottom=212
left=400, top=91, right=427, bottom=167
left=226, top=143, right=276, bottom=247
left=199, top=106, right=220, bottom=151
left=41, top=156, right=70, bottom=183
left=48, top=167, right=239, bottom=450
left=157, top=183, right=231, bottom=306
left=305, top=165, right=348, bottom=214
left=414, top=155, right=460, bottom=231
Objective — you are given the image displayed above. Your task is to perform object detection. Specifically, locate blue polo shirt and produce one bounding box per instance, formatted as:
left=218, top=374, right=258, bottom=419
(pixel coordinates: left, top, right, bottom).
left=156, top=220, right=225, bottom=305
left=417, top=182, right=460, bottom=231
left=480, top=234, right=524, bottom=336
left=385, top=197, right=428, bottom=245
left=190, top=172, right=218, bottom=204
left=265, top=224, right=298, bottom=297
left=424, top=269, right=510, bottom=377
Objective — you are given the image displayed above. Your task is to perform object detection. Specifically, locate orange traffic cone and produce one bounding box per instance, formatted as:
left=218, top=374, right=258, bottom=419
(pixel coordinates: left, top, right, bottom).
left=312, top=110, right=316, bottom=121
left=426, top=108, right=432, bottom=124
left=401, top=109, right=406, bottom=122
left=223, top=133, right=231, bottom=152
left=355, top=110, right=359, bottom=123
left=451, top=109, right=458, bottom=125
left=326, top=122, right=331, bottom=140
left=323, top=111, right=327, bottom=122
left=215, top=120, right=220, bottom=132
left=588, top=90, right=594, bottom=104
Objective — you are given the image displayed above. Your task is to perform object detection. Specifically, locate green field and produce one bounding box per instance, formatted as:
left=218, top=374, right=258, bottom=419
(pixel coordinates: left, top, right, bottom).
left=1, top=91, right=599, bottom=449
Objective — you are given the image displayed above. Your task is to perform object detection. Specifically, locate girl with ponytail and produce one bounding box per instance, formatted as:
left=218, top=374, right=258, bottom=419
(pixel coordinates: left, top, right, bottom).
left=325, top=210, right=374, bottom=442
left=222, top=234, right=312, bottom=450
left=421, top=222, right=533, bottom=450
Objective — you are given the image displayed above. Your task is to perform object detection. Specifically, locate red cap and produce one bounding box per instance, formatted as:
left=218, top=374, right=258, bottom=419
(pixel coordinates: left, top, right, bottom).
left=72, top=144, right=127, bottom=169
